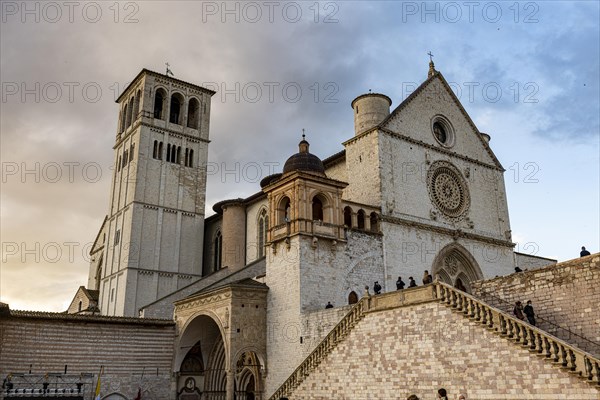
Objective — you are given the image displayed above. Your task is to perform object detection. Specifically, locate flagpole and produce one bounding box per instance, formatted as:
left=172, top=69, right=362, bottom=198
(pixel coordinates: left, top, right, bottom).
left=94, top=366, right=103, bottom=400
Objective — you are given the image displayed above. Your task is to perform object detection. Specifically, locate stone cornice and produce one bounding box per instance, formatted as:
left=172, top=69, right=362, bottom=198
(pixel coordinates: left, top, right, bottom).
left=111, top=200, right=204, bottom=218
left=343, top=126, right=502, bottom=172
left=175, top=289, right=232, bottom=311
left=102, top=268, right=201, bottom=282
left=174, top=282, right=268, bottom=311
left=116, top=68, right=216, bottom=103
left=341, top=199, right=380, bottom=211
left=262, top=170, right=348, bottom=192
left=114, top=120, right=209, bottom=149
left=379, top=127, right=503, bottom=171
left=381, top=214, right=514, bottom=248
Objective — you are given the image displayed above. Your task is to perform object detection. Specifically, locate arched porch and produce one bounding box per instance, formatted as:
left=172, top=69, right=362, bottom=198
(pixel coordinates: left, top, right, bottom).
left=173, top=279, right=269, bottom=400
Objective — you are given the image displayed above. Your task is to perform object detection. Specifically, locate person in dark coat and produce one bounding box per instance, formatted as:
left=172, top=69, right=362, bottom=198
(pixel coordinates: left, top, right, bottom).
left=580, top=246, right=591, bottom=257
left=396, top=276, right=405, bottom=290
left=408, top=277, right=417, bottom=287
left=422, top=270, right=433, bottom=284
left=514, top=266, right=523, bottom=273
left=325, top=301, right=333, bottom=309
left=523, top=300, right=536, bottom=325
left=373, top=281, right=382, bottom=295
left=513, top=301, right=525, bottom=321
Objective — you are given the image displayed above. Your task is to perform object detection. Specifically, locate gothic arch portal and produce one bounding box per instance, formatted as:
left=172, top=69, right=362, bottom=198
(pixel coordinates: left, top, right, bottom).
left=234, top=350, right=263, bottom=400
left=175, top=312, right=229, bottom=400
left=431, top=243, right=483, bottom=293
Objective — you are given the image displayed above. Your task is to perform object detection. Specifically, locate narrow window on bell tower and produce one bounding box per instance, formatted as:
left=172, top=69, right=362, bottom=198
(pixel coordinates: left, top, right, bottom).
left=154, top=89, right=166, bottom=119
left=170, top=94, right=183, bottom=124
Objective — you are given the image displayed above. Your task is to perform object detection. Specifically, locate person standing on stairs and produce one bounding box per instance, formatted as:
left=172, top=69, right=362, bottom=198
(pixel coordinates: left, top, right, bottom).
left=513, top=301, right=525, bottom=321
left=523, top=300, right=536, bottom=326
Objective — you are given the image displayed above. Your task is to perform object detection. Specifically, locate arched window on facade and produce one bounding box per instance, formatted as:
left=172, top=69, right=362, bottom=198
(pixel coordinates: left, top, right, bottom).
left=118, top=109, right=124, bottom=133
left=278, top=196, right=291, bottom=225
left=187, top=98, right=200, bottom=129
left=133, top=89, right=141, bottom=121
left=370, top=212, right=378, bottom=232
left=169, top=93, right=184, bottom=124
left=166, top=144, right=171, bottom=162
left=214, top=231, right=222, bottom=272
left=184, top=148, right=194, bottom=167
left=158, top=142, right=163, bottom=160
left=348, top=291, right=358, bottom=305
left=343, top=206, right=352, bottom=227
left=154, top=89, right=166, bottom=119
left=78, top=301, right=82, bottom=312
left=126, top=97, right=134, bottom=128
left=357, top=209, right=365, bottom=230
left=121, top=105, right=127, bottom=132
left=153, top=141, right=158, bottom=159
left=170, top=145, right=177, bottom=163
left=258, top=209, right=268, bottom=258
left=129, top=143, right=135, bottom=163
left=176, top=146, right=181, bottom=164
left=312, top=196, right=324, bottom=221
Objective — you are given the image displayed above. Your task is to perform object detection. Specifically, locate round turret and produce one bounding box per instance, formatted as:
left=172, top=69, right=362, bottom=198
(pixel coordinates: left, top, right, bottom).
left=351, top=93, right=392, bottom=136
left=213, top=198, right=246, bottom=271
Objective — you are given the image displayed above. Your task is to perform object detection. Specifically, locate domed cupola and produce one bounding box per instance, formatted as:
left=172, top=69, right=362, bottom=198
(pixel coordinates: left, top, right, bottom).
left=282, top=134, right=326, bottom=176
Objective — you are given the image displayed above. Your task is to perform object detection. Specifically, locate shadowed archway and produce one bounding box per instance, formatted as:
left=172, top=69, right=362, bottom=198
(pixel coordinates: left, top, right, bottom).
left=431, top=243, right=483, bottom=293
left=176, top=313, right=226, bottom=400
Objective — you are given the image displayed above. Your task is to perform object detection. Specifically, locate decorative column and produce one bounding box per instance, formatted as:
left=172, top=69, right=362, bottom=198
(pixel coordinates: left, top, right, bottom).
left=226, top=368, right=235, bottom=400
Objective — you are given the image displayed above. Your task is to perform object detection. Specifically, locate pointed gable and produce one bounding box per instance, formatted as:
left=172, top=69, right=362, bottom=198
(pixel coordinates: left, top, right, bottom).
left=380, top=72, right=503, bottom=170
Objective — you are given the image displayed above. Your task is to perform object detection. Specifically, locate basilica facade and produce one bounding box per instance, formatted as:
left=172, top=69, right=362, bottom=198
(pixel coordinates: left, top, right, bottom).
left=73, top=63, right=554, bottom=399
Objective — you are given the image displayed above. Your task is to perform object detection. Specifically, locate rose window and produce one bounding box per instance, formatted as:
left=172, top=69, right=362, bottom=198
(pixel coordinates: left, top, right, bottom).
left=427, top=161, right=470, bottom=219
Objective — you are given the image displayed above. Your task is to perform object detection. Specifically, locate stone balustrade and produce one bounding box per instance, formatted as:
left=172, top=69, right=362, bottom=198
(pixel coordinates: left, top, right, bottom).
left=269, top=298, right=367, bottom=400
left=436, top=281, right=600, bottom=386
left=269, top=282, right=599, bottom=400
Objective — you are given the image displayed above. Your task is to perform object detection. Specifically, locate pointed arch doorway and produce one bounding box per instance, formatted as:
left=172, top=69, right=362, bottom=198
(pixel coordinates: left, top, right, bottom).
left=431, top=243, right=483, bottom=293
left=234, top=351, right=263, bottom=400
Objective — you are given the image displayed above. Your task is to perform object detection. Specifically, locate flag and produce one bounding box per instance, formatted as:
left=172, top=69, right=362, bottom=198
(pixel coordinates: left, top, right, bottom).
left=134, top=387, right=142, bottom=400
left=94, top=366, right=103, bottom=400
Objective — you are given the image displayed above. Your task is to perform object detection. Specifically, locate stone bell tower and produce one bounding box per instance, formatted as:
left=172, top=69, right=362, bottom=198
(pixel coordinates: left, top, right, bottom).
left=98, top=69, right=216, bottom=317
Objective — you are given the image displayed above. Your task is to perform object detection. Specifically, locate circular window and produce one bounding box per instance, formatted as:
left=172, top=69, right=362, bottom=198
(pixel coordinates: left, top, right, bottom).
left=431, top=116, right=454, bottom=147
left=427, top=161, right=470, bottom=219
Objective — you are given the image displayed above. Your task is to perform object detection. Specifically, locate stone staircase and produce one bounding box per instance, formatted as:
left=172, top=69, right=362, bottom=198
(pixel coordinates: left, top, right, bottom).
left=435, top=282, right=600, bottom=388
left=268, top=296, right=369, bottom=400
left=269, top=281, right=600, bottom=399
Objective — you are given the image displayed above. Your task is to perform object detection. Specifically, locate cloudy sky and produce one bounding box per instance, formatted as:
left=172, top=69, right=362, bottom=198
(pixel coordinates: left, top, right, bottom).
left=1, top=1, right=598, bottom=312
